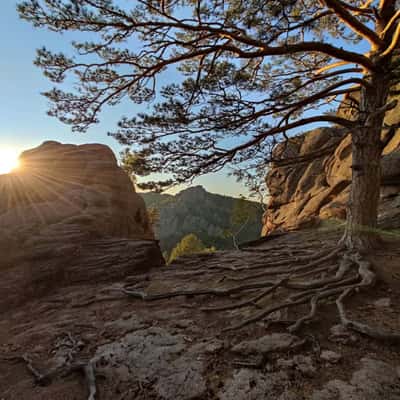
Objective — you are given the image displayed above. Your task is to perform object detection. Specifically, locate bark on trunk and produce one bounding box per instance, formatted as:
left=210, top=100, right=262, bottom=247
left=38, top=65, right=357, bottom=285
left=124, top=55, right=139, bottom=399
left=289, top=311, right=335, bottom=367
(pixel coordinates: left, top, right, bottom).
left=342, top=131, right=382, bottom=250
left=342, top=73, right=390, bottom=250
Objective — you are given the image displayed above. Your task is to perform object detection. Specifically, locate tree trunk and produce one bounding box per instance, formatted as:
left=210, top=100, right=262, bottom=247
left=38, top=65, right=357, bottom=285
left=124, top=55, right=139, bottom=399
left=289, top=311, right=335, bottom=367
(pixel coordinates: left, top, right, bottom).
left=342, top=130, right=382, bottom=250
left=342, top=73, right=390, bottom=251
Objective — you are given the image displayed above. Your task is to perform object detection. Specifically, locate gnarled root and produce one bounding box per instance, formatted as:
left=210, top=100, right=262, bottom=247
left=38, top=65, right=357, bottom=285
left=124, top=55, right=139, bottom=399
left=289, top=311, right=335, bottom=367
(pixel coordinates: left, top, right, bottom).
left=7, top=339, right=98, bottom=400
left=22, top=354, right=50, bottom=385
left=337, top=288, right=400, bottom=343
left=224, top=251, right=378, bottom=333
left=83, top=362, right=97, bottom=400
left=119, top=244, right=397, bottom=343
left=200, top=277, right=289, bottom=312
left=117, top=280, right=284, bottom=300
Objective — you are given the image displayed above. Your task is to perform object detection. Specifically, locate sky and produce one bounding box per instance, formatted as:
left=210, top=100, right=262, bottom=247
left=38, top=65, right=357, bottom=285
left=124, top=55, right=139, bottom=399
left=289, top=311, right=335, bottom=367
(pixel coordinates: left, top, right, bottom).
left=0, top=0, right=251, bottom=197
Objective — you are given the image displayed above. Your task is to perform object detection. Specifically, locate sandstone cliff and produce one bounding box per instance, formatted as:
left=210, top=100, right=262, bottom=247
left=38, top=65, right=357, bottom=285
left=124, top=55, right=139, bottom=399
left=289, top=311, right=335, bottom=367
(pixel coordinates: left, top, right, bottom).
left=263, top=125, right=400, bottom=236
left=0, top=141, right=163, bottom=310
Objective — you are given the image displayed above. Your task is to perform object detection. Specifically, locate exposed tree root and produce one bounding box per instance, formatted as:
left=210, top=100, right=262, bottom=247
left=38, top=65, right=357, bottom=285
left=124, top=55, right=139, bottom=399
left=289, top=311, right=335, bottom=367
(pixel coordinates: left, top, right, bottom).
left=22, top=354, right=50, bottom=385
left=200, top=277, right=289, bottom=312
left=291, top=264, right=336, bottom=279
left=71, top=295, right=125, bottom=308
left=337, top=288, right=400, bottom=343
left=288, top=295, right=319, bottom=333
left=227, top=247, right=342, bottom=281
left=7, top=335, right=98, bottom=400
left=118, top=243, right=397, bottom=344
left=289, top=274, right=359, bottom=302
left=117, top=280, right=283, bottom=300
left=225, top=252, right=392, bottom=336
left=83, top=362, right=97, bottom=400
left=223, top=297, right=312, bottom=332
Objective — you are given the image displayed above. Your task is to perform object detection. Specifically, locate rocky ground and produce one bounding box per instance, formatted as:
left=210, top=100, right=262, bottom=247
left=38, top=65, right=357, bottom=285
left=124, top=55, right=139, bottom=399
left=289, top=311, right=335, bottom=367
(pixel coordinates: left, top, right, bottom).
left=1, top=141, right=399, bottom=399
left=1, top=228, right=399, bottom=400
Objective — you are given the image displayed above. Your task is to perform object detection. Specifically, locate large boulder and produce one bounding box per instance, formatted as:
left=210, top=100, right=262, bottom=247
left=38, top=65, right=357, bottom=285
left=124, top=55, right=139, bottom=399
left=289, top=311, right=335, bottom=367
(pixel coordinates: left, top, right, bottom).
left=0, top=141, right=153, bottom=243
left=0, top=141, right=163, bottom=309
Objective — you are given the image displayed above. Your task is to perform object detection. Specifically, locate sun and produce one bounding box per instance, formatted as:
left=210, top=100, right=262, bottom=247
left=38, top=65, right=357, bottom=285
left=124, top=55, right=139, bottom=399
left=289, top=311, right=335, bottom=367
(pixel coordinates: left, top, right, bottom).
left=0, top=148, right=20, bottom=175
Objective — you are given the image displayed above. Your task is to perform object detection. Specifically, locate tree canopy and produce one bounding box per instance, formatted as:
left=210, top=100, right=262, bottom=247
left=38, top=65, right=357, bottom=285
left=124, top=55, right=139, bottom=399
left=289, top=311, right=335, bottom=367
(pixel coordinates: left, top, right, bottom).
left=18, top=1, right=399, bottom=183
left=120, top=149, right=150, bottom=184
left=17, top=0, right=400, bottom=247
left=120, top=148, right=172, bottom=191
left=168, top=233, right=214, bottom=263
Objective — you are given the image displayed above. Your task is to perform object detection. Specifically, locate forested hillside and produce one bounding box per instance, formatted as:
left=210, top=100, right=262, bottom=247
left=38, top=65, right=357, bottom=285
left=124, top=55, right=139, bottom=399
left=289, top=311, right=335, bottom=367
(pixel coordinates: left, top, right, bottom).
left=141, top=186, right=263, bottom=252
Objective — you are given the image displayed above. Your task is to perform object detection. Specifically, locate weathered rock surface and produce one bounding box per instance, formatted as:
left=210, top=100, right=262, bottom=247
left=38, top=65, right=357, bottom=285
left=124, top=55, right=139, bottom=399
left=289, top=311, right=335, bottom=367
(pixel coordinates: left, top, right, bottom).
left=0, top=141, right=163, bottom=310
left=312, top=358, right=400, bottom=400
left=1, top=142, right=399, bottom=399
left=373, top=297, right=392, bottom=308
left=328, top=324, right=358, bottom=344
left=232, top=333, right=301, bottom=355
left=1, top=229, right=399, bottom=400
left=219, top=369, right=290, bottom=400
left=92, top=327, right=207, bottom=400
left=320, top=350, right=342, bottom=364
left=1, top=141, right=153, bottom=245
left=263, top=125, right=400, bottom=235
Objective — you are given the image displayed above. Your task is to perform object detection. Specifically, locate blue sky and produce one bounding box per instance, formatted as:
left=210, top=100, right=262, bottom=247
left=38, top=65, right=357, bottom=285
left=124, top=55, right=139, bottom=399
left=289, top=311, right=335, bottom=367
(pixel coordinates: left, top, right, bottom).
left=0, top=0, right=251, bottom=197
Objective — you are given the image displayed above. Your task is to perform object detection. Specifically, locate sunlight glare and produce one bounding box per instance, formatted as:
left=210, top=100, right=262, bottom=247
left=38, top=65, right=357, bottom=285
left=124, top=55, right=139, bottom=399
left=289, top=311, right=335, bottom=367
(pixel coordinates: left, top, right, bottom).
left=0, top=148, right=20, bottom=174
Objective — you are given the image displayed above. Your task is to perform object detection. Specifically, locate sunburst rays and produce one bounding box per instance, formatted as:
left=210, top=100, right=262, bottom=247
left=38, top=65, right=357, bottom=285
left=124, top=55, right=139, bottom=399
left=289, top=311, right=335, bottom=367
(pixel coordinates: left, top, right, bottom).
left=0, top=148, right=20, bottom=175
left=0, top=163, right=97, bottom=228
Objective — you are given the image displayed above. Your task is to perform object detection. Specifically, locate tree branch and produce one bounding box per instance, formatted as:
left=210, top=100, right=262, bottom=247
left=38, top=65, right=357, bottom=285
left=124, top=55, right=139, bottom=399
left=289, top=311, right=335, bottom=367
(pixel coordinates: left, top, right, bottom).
left=339, top=0, right=375, bottom=15
left=380, top=9, right=400, bottom=37
left=200, top=115, right=355, bottom=170
left=380, top=21, right=400, bottom=57
left=322, top=0, right=384, bottom=48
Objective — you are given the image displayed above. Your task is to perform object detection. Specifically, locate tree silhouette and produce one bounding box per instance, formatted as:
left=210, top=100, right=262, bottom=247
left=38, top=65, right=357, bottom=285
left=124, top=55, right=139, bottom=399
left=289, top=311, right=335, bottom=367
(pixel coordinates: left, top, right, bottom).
left=120, top=148, right=172, bottom=191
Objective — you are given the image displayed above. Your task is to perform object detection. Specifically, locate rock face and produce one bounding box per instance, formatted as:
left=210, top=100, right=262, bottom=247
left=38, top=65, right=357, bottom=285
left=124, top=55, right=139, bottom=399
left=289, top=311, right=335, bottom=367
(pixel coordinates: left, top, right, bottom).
left=1, top=141, right=153, bottom=243
left=0, top=141, right=163, bottom=310
left=263, top=126, right=400, bottom=236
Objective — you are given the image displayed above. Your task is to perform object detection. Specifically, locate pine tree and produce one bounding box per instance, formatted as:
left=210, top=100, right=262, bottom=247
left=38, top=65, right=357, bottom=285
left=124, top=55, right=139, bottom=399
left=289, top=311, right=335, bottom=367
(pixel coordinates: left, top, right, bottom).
left=17, top=0, right=400, bottom=341
left=17, top=0, right=400, bottom=249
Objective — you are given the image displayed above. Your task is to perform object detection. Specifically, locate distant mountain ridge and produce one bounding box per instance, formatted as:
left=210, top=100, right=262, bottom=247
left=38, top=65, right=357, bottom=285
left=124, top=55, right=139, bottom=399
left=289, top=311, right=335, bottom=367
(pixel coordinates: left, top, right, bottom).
left=141, top=186, right=263, bottom=252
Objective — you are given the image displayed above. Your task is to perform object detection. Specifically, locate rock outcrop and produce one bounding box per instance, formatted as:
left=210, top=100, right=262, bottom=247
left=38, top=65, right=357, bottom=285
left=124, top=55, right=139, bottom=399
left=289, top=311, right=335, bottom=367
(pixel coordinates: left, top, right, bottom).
left=0, top=141, right=163, bottom=310
left=263, top=126, right=400, bottom=236
left=1, top=228, right=399, bottom=399
left=1, top=142, right=399, bottom=400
